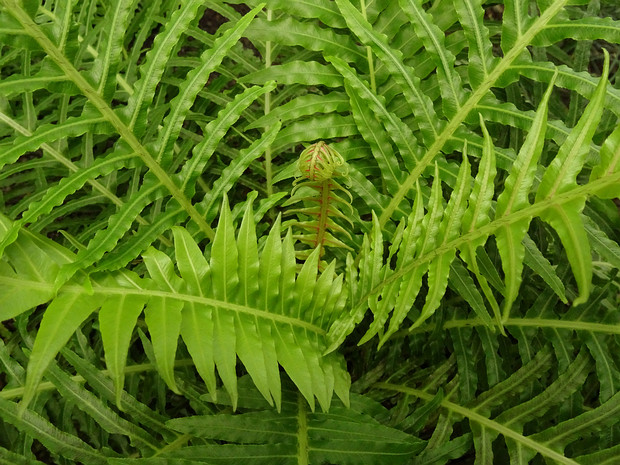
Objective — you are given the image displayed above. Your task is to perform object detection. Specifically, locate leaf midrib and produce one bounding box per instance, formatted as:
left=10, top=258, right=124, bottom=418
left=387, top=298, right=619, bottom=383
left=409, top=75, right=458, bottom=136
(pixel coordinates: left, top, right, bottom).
left=361, top=169, right=620, bottom=308
left=376, top=382, right=580, bottom=465
left=378, top=0, right=569, bottom=227
left=79, top=284, right=325, bottom=335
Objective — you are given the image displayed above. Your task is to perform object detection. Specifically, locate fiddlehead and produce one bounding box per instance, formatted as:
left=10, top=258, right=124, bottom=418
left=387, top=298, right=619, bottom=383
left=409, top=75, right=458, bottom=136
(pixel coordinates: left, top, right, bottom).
left=284, top=142, right=354, bottom=266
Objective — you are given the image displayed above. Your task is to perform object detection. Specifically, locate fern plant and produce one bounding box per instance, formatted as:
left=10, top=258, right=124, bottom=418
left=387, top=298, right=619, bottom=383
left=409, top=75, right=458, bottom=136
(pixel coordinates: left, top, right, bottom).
left=0, top=0, right=619, bottom=464
left=283, top=141, right=355, bottom=265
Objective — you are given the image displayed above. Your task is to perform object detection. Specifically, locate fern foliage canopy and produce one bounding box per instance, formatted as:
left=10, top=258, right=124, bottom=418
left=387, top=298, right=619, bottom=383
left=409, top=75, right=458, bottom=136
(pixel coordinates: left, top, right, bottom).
left=0, top=0, right=619, bottom=463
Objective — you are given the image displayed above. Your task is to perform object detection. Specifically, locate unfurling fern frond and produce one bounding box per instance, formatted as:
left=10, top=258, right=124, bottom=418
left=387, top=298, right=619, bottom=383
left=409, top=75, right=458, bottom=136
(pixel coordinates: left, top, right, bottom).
left=283, top=141, right=355, bottom=265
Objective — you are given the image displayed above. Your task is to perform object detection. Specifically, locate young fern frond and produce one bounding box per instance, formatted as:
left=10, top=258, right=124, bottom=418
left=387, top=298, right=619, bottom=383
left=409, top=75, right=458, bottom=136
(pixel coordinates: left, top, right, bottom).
left=284, top=141, right=355, bottom=265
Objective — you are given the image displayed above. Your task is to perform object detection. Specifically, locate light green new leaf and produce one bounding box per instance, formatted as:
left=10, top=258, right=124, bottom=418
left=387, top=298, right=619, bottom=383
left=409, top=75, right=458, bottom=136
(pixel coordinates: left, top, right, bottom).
left=213, top=307, right=238, bottom=410
left=144, top=294, right=183, bottom=393
left=209, top=196, right=239, bottom=407
left=21, top=289, right=100, bottom=412
left=279, top=228, right=297, bottom=316
left=211, top=196, right=239, bottom=303
left=143, top=247, right=184, bottom=394
left=99, top=292, right=148, bottom=409
left=294, top=248, right=320, bottom=321
left=237, top=198, right=259, bottom=307
left=181, top=303, right=217, bottom=399
left=258, top=214, right=283, bottom=313
left=234, top=310, right=274, bottom=408
left=256, top=318, right=282, bottom=410
left=274, top=328, right=316, bottom=411
left=172, top=226, right=210, bottom=295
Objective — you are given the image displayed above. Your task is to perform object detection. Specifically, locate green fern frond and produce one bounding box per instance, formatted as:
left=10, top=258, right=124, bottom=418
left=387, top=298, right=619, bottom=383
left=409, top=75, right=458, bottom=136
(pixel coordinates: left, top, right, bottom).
left=2, top=196, right=349, bottom=413
left=1, top=0, right=619, bottom=463
left=0, top=395, right=108, bottom=465
left=329, top=52, right=616, bottom=348
left=134, top=377, right=425, bottom=465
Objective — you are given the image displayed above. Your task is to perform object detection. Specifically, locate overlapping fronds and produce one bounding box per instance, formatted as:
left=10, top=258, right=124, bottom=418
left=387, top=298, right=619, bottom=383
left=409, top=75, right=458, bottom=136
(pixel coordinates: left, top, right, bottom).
left=0, top=1, right=276, bottom=272
left=0, top=0, right=619, bottom=463
left=327, top=57, right=618, bottom=350
left=377, top=346, right=620, bottom=464
left=364, top=266, right=619, bottom=463
left=107, top=376, right=425, bottom=465
left=0, top=198, right=349, bottom=414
